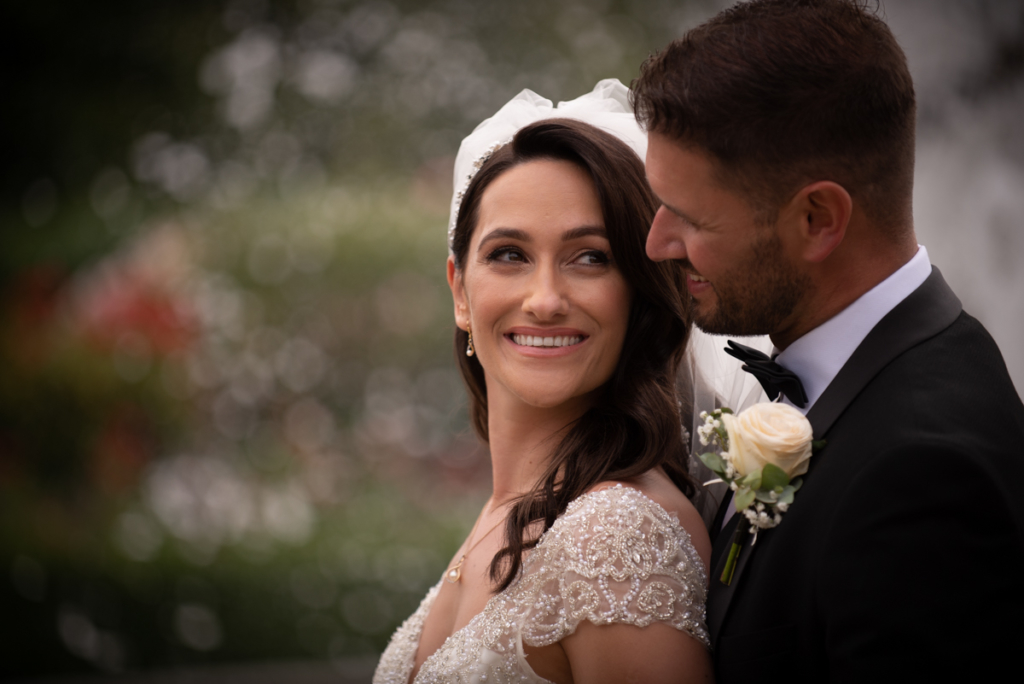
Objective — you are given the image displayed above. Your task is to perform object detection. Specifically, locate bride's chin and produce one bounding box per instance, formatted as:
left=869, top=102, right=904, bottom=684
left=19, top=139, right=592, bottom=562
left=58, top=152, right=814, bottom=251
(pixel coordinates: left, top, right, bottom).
left=519, top=395, right=572, bottom=410
left=509, top=386, right=598, bottom=413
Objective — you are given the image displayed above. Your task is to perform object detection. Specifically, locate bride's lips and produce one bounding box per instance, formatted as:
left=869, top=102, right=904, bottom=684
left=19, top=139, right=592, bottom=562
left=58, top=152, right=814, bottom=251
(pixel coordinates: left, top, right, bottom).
left=506, top=327, right=589, bottom=357
left=686, top=271, right=712, bottom=296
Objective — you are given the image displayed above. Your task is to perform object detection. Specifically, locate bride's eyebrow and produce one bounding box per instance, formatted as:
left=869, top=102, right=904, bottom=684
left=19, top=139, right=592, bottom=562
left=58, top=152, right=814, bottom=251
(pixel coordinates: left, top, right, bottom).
left=562, top=225, right=607, bottom=241
left=477, top=227, right=530, bottom=252
left=476, top=225, right=607, bottom=253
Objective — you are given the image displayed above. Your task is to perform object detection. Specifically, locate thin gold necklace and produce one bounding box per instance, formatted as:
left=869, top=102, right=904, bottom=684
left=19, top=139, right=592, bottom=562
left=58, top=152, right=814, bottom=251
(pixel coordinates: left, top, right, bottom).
left=445, top=502, right=507, bottom=584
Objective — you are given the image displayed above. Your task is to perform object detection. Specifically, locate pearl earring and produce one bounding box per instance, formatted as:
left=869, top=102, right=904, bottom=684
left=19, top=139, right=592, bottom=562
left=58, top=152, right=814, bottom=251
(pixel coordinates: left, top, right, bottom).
left=466, top=327, right=475, bottom=357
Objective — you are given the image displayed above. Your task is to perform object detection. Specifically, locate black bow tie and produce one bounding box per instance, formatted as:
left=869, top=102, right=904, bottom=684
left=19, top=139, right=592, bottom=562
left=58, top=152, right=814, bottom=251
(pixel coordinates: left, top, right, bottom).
left=724, top=340, right=808, bottom=408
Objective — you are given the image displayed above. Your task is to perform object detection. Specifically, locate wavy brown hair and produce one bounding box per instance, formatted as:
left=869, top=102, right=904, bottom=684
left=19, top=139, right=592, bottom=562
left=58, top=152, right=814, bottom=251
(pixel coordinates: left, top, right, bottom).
left=450, top=119, right=695, bottom=591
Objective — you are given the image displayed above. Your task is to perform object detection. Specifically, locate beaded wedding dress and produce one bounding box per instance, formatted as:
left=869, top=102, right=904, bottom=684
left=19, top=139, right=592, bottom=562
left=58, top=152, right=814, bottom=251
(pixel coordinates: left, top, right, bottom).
left=373, top=485, right=709, bottom=684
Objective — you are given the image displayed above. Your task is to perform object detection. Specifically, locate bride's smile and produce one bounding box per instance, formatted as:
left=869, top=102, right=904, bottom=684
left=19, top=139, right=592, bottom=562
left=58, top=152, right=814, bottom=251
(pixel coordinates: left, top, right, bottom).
left=508, top=328, right=586, bottom=352
left=448, top=158, right=631, bottom=413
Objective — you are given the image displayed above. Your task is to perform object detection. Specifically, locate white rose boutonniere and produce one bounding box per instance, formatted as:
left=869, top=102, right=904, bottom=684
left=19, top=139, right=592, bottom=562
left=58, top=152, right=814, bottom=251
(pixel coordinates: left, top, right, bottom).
left=723, top=403, right=814, bottom=480
left=698, top=403, right=825, bottom=585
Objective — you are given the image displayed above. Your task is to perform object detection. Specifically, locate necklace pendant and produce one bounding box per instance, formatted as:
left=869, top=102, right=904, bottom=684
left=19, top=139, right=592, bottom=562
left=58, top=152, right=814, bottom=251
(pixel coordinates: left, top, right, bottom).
left=445, top=556, right=465, bottom=584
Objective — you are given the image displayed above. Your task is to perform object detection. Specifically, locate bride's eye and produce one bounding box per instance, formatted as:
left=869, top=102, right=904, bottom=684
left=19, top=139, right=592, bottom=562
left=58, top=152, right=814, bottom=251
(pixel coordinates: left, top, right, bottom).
left=574, top=250, right=610, bottom=266
left=486, top=246, right=527, bottom=263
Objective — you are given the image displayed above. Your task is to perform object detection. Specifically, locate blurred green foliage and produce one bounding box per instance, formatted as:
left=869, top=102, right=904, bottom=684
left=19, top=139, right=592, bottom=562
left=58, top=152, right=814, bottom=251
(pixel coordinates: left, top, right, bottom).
left=1, top=181, right=487, bottom=677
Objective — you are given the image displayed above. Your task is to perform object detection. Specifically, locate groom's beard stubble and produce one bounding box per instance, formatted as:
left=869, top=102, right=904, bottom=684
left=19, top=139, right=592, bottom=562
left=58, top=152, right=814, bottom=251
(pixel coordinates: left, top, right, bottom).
left=686, top=230, right=811, bottom=337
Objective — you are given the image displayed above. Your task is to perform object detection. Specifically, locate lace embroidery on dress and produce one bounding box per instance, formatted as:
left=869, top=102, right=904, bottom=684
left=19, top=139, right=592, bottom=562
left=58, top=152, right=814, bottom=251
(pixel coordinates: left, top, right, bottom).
left=373, top=485, right=708, bottom=684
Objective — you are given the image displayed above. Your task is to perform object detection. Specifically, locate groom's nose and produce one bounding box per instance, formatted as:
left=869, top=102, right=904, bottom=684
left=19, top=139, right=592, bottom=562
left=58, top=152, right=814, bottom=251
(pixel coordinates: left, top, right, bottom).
left=646, top=206, right=688, bottom=262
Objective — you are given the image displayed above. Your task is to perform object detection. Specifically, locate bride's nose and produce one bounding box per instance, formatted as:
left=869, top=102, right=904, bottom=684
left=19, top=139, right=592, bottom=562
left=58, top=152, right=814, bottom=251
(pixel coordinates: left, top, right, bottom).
left=522, top=264, right=569, bottom=319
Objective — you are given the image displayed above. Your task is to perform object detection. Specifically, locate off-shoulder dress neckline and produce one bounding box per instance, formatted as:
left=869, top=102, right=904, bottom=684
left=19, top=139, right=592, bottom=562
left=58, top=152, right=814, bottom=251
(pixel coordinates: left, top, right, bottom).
left=407, top=484, right=699, bottom=683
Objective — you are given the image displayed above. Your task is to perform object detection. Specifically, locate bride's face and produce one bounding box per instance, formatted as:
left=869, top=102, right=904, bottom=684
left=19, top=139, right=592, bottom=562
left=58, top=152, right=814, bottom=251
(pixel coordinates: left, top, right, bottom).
left=447, top=159, right=631, bottom=413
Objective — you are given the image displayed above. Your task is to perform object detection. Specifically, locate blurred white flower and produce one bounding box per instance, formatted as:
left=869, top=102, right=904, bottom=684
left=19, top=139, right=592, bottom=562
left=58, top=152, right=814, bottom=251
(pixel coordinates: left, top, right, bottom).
left=132, top=134, right=211, bottom=203
left=292, top=49, right=358, bottom=104
left=200, top=28, right=282, bottom=130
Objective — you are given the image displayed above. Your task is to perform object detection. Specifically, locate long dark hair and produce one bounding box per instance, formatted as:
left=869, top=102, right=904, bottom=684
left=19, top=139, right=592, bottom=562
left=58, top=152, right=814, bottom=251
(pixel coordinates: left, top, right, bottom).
left=450, top=119, right=694, bottom=591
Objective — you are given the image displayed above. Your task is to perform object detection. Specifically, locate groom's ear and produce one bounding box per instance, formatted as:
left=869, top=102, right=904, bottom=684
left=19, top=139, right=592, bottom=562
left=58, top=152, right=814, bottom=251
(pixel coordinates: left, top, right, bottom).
left=447, top=256, right=470, bottom=331
left=785, top=181, right=852, bottom=264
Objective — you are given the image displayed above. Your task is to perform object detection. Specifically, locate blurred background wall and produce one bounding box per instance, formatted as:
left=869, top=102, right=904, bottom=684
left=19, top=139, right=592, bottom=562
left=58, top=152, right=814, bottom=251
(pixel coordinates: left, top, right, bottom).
left=1, top=0, right=1021, bottom=681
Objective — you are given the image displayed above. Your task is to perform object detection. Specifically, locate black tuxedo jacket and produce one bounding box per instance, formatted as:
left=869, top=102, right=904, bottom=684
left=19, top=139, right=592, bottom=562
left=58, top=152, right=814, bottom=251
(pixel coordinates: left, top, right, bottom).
left=707, top=268, right=1024, bottom=682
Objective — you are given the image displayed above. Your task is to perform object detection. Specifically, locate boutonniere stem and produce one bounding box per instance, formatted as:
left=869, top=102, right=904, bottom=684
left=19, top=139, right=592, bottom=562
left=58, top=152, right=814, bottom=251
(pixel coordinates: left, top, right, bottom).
left=720, top=523, right=748, bottom=586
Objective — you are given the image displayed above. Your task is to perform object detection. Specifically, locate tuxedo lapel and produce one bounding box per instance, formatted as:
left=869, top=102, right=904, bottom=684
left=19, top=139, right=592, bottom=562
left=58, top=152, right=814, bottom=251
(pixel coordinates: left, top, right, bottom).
left=708, top=488, right=734, bottom=546
left=707, top=267, right=961, bottom=645
left=805, top=267, right=962, bottom=438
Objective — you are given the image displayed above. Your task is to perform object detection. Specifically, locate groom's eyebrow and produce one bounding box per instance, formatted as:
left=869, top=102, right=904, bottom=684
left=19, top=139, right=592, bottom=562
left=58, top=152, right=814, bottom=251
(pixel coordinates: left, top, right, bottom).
left=667, top=205, right=701, bottom=226
left=654, top=194, right=701, bottom=227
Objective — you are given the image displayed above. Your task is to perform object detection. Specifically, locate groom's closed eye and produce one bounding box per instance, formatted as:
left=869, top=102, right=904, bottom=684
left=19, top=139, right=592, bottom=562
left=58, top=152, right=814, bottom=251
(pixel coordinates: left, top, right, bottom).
left=657, top=201, right=701, bottom=228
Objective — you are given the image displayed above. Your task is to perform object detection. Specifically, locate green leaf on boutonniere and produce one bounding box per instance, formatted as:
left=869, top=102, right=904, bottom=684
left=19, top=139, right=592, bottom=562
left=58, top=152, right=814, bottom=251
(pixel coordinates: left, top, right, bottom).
left=739, top=470, right=762, bottom=491
left=790, top=477, right=803, bottom=492
left=698, top=451, right=726, bottom=475
left=812, top=439, right=827, bottom=451
left=760, top=463, right=789, bottom=491
left=734, top=486, right=756, bottom=511
left=778, top=484, right=797, bottom=505
left=719, top=407, right=734, bottom=414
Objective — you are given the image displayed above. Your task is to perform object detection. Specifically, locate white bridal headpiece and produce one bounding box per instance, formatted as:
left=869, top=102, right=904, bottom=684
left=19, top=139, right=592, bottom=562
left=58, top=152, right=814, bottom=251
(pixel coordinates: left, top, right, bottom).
left=447, top=77, right=769, bottom=528
left=447, top=78, right=648, bottom=252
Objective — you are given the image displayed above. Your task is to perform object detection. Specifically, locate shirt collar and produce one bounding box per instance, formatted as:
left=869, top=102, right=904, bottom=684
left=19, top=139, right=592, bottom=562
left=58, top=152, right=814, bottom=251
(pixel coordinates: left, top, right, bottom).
left=774, top=245, right=932, bottom=414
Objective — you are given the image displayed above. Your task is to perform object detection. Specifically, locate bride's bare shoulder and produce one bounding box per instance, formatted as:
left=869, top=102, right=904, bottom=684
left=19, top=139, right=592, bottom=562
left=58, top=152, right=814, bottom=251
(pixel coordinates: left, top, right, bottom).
left=586, top=471, right=711, bottom=570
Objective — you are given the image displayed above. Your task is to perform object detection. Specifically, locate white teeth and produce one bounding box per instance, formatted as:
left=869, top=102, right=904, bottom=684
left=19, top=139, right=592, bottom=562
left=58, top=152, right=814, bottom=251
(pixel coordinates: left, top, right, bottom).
left=513, top=334, right=583, bottom=347
left=689, top=273, right=708, bottom=282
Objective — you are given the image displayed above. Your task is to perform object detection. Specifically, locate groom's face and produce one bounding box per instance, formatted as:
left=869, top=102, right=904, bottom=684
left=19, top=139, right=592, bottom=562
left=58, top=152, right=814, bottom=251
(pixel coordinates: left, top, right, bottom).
left=645, top=133, right=810, bottom=336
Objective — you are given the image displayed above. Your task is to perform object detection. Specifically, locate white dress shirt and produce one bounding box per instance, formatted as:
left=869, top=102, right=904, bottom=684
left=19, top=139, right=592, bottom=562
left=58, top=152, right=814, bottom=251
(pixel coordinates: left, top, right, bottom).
left=774, top=245, right=932, bottom=414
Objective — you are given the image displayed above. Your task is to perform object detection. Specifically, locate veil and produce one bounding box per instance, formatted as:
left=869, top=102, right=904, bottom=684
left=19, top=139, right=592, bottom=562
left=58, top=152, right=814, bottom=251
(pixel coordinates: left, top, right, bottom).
left=448, top=78, right=771, bottom=529
left=683, top=330, right=771, bottom=528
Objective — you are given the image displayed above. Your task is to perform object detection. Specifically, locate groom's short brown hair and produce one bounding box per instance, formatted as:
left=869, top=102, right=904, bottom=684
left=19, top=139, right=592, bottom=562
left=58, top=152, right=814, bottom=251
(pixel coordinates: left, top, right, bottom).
left=632, top=0, right=916, bottom=235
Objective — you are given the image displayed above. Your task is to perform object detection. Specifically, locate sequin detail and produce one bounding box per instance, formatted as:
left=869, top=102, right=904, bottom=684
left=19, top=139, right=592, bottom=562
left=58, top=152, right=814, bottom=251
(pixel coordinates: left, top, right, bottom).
left=372, top=486, right=709, bottom=684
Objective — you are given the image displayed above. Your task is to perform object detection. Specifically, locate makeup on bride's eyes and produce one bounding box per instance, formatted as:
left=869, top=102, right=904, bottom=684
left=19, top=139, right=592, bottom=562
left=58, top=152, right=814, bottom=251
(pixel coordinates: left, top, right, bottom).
left=482, top=246, right=612, bottom=267
left=574, top=249, right=611, bottom=266
left=485, top=245, right=527, bottom=263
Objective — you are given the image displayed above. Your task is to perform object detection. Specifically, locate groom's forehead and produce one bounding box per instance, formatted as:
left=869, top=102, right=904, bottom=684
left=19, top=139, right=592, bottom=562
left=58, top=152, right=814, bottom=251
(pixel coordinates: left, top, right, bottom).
left=647, top=135, right=732, bottom=195
left=647, top=133, right=706, bottom=176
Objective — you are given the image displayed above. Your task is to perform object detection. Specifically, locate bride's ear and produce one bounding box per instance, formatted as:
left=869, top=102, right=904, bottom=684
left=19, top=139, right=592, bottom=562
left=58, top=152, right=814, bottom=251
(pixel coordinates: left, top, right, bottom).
left=447, top=256, right=470, bottom=331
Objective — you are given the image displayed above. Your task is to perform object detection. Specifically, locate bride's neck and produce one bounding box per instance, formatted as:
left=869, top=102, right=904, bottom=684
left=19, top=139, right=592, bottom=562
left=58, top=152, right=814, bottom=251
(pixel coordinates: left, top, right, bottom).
left=485, top=393, right=590, bottom=501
